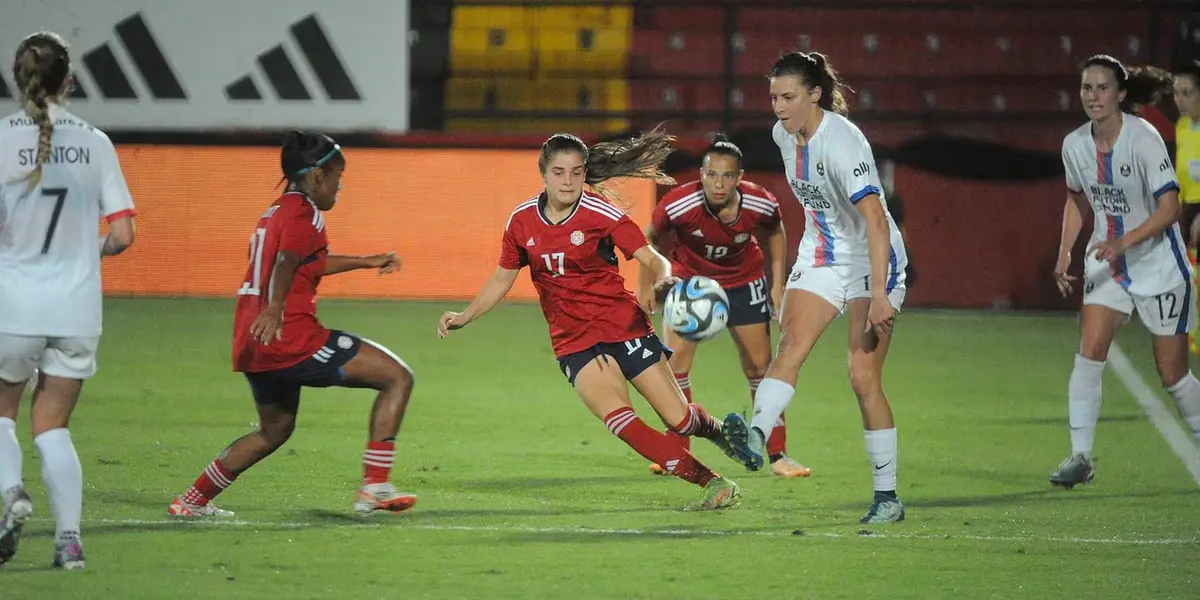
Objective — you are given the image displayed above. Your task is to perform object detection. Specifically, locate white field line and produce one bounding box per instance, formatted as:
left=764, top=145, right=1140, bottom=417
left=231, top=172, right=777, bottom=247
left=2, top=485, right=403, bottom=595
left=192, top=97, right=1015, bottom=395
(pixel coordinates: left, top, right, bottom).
left=1107, top=342, right=1200, bottom=487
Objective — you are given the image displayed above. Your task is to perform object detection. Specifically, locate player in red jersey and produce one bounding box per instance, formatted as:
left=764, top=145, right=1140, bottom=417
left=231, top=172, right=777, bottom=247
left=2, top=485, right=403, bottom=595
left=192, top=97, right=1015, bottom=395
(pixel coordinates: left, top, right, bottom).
left=168, top=131, right=418, bottom=517
left=640, top=135, right=811, bottom=478
left=438, top=129, right=742, bottom=510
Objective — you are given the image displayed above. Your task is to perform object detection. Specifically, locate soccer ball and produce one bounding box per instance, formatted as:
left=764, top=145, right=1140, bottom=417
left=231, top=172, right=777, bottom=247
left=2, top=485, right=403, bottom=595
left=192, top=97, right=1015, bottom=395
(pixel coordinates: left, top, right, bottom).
left=662, top=276, right=730, bottom=342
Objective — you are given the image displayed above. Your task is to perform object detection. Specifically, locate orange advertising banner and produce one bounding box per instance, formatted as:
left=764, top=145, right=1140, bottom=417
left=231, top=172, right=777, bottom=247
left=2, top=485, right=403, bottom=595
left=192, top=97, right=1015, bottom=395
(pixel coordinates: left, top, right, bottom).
left=103, top=146, right=656, bottom=301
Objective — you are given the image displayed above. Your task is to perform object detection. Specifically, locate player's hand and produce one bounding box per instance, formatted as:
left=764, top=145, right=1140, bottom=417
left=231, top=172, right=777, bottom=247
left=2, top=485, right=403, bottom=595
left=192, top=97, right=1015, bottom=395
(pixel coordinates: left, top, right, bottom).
left=1089, top=237, right=1129, bottom=265
left=250, top=304, right=285, bottom=345
left=373, top=251, right=401, bottom=275
left=866, top=296, right=896, bottom=337
left=1052, top=253, right=1077, bottom=298
left=437, top=310, right=469, bottom=338
left=769, top=283, right=784, bottom=322
left=652, top=275, right=681, bottom=293
left=637, top=285, right=658, bottom=315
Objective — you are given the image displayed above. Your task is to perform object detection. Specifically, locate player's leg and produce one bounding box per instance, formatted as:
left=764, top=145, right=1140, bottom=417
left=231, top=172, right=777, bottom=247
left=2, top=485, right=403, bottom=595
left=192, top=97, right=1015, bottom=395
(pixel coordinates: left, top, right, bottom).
left=27, top=336, right=99, bottom=569
left=722, top=268, right=842, bottom=471
left=566, top=349, right=739, bottom=510
left=1137, top=283, right=1200, bottom=447
left=335, top=335, right=417, bottom=514
left=845, top=285, right=905, bottom=524
left=1050, top=277, right=1129, bottom=489
left=0, top=334, right=42, bottom=566
left=169, top=376, right=300, bottom=518
left=729, top=321, right=809, bottom=477
left=648, top=325, right=697, bottom=474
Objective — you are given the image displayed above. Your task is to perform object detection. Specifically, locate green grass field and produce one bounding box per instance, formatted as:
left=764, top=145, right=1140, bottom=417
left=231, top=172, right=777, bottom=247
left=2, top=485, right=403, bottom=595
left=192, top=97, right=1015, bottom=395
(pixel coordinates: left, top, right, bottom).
left=2, top=298, right=1198, bottom=599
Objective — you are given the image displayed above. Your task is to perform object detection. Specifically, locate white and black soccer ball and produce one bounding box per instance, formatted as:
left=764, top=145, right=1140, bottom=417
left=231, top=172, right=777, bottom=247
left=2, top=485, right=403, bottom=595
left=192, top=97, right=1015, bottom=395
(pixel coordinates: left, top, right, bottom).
left=663, top=276, right=730, bottom=342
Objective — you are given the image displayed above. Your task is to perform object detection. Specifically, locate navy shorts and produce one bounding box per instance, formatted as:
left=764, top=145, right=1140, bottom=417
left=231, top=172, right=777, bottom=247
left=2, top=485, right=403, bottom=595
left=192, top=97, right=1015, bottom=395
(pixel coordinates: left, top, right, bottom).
left=244, top=330, right=363, bottom=407
left=557, top=333, right=673, bottom=386
left=725, top=276, right=772, bottom=327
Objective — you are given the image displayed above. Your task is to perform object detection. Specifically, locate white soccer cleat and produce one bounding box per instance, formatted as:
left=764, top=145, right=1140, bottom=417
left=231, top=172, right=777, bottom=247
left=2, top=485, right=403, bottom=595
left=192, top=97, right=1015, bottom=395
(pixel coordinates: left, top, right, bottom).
left=167, top=496, right=235, bottom=518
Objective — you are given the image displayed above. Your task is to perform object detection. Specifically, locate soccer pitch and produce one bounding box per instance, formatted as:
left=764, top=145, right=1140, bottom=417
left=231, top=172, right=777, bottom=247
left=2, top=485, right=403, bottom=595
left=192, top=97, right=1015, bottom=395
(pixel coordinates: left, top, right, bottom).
left=3, top=298, right=1197, bottom=599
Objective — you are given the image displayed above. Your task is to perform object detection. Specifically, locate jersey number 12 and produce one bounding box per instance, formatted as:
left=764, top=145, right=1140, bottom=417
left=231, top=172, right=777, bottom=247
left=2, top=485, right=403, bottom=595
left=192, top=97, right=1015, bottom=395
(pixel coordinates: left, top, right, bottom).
left=238, top=228, right=268, bottom=296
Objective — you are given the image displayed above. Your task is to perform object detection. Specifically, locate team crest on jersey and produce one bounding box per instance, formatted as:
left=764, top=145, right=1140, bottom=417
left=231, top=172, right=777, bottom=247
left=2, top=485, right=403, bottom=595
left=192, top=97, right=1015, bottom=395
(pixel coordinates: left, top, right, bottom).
left=338, top=335, right=354, bottom=350
left=815, top=161, right=825, bottom=177
left=1119, top=163, right=1131, bottom=177
left=570, top=230, right=585, bottom=246
left=735, top=233, right=750, bottom=243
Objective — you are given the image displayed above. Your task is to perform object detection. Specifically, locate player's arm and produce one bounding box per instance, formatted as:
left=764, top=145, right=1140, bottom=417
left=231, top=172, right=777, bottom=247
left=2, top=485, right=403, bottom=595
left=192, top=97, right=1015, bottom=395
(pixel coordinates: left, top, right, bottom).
left=98, top=134, right=137, bottom=257
left=249, top=249, right=302, bottom=344
left=853, top=194, right=892, bottom=302
left=638, top=202, right=671, bottom=298
left=1057, top=189, right=1089, bottom=264
left=439, top=220, right=525, bottom=336
left=325, top=252, right=400, bottom=276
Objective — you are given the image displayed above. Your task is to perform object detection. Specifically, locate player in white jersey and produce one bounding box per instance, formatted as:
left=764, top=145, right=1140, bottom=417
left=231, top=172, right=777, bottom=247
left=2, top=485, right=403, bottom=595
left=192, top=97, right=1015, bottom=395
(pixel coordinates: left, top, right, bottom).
left=1050, top=54, right=1200, bottom=488
left=0, top=32, right=137, bottom=570
left=721, top=51, right=908, bottom=524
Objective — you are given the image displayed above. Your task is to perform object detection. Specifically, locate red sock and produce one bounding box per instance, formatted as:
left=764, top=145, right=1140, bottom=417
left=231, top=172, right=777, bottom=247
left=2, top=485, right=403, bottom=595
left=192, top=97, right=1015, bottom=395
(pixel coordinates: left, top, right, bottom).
left=604, top=407, right=715, bottom=487
left=181, top=459, right=237, bottom=507
left=750, top=377, right=788, bottom=458
left=364, top=440, right=395, bottom=484
left=672, top=402, right=722, bottom=440
left=668, top=372, right=692, bottom=451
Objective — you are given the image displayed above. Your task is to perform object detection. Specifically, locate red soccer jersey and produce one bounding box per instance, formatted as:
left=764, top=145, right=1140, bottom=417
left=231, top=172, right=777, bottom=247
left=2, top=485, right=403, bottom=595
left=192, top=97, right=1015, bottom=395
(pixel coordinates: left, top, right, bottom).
left=232, top=192, right=330, bottom=373
left=499, top=192, right=654, bottom=358
left=651, top=180, right=782, bottom=288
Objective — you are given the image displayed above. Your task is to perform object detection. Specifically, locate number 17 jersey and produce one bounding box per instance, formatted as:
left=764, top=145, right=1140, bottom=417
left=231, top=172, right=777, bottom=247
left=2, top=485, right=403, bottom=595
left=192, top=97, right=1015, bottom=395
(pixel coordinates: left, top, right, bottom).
left=231, top=192, right=330, bottom=373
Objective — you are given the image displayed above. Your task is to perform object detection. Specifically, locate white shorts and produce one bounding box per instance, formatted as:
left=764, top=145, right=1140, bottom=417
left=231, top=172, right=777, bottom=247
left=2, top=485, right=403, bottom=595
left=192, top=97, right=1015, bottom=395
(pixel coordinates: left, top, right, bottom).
left=1083, top=276, right=1196, bottom=337
left=0, top=334, right=100, bottom=382
left=785, top=264, right=907, bottom=315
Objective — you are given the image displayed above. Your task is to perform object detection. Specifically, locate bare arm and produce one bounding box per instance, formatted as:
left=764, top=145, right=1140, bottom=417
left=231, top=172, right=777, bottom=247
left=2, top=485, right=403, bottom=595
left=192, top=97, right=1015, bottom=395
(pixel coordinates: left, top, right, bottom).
left=637, top=225, right=664, bottom=296
left=632, top=243, right=673, bottom=283
left=248, top=250, right=302, bottom=343
left=101, top=216, right=136, bottom=257
left=441, top=268, right=516, bottom=333
left=1119, top=189, right=1180, bottom=248
left=854, top=195, right=891, bottom=302
left=765, top=222, right=786, bottom=288
left=1057, top=190, right=1089, bottom=266
left=324, top=252, right=399, bottom=276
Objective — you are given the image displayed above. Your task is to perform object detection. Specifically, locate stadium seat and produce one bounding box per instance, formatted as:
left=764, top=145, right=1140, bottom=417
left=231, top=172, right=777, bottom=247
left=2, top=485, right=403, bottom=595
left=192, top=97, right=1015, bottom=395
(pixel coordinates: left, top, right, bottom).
left=449, top=26, right=535, bottom=76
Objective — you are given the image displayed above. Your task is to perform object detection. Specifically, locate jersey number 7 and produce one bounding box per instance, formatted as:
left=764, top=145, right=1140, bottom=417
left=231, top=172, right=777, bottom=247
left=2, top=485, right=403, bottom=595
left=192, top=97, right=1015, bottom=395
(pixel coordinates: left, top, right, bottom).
left=40, top=187, right=68, bottom=255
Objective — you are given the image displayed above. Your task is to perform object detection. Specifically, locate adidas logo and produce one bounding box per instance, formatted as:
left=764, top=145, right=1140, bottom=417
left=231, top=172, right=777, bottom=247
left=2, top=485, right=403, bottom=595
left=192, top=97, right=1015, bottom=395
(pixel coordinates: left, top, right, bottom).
left=642, top=348, right=654, bottom=359
left=0, top=12, right=186, bottom=102
left=225, top=14, right=361, bottom=102
left=691, top=229, right=704, bottom=237
left=526, top=237, right=535, bottom=247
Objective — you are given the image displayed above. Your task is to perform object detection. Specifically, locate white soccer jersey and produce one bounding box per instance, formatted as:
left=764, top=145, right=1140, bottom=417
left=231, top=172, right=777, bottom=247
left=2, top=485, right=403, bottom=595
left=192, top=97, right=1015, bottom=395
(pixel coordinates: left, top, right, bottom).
left=0, top=105, right=136, bottom=337
left=773, top=112, right=907, bottom=281
left=1062, top=112, right=1187, bottom=297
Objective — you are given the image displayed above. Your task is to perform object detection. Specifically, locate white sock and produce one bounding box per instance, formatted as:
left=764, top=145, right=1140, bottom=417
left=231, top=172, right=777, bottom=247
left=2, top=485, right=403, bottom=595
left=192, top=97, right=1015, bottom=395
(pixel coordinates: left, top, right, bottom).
left=1068, top=354, right=1105, bottom=459
left=750, top=378, right=794, bottom=443
left=34, top=428, right=82, bottom=543
left=1166, top=372, right=1200, bottom=447
left=864, top=428, right=898, bottom=493
left=0, top=417, right=21, bottom=493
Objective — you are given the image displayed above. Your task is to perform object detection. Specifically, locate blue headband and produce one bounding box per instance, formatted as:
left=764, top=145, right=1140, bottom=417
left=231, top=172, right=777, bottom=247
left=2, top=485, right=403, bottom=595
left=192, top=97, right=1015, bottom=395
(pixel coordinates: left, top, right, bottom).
left=294, top=144, right=342, bottom=175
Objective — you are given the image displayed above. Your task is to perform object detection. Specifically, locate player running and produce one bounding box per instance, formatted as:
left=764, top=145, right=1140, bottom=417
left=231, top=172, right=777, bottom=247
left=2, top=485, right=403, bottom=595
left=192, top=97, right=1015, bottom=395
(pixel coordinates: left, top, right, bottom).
left=438, top=129, right=742, bottom=511
left=1050, top=55, right=1200, bottom=488
left=168, top=130, right=419, bottom=517
left=640, top=134, right=810, bottom=478
left=720, top=51, right=909, bottom=524
left=0, top=32, right=138, bottom=570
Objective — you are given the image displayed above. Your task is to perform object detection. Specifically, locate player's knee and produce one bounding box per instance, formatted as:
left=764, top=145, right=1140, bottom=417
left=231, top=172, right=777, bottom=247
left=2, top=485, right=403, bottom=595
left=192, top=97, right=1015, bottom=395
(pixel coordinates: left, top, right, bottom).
left=847, top=361, right=881, bottom=400
left=386, top=359, right=414, bottom=393
left=260, top=418, right=295, bottom=449
left=1076, top=341, right=1110, bottom=362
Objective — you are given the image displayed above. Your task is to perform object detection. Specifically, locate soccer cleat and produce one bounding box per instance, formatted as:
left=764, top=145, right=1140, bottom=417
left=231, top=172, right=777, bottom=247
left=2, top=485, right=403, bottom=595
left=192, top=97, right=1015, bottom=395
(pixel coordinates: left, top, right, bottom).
left=721, top=412, right=765, bottom=471
left=167, top=496, right=236, bottom=518
left=770, top=455, right=812, bottom=478
left=685, top=476, right=741, bottom=511
left=1049, top=454, right=1094, bottom=489
left=0, top=486, right=33, bottom=565
left=353, top=482, right=417, bottom=515
left=648, top=463, right=669, bottom=476
left=860, top=494, right=905, bottom=524
left=51, top=533, right=84, bottom=570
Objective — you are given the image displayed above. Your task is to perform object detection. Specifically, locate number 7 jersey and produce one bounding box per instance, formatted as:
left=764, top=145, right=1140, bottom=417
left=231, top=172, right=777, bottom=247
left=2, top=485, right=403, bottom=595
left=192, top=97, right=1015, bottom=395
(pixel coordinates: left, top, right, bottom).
left=232, top=192, right=330, bottom=373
